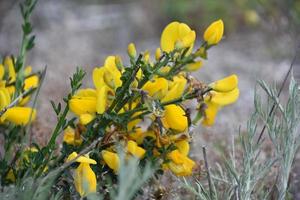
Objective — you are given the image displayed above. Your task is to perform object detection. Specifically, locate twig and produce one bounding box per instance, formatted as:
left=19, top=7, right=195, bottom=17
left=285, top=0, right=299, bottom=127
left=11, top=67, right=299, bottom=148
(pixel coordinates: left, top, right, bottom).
left=202, top=146, right=214, bottom=199
left=28, top=66, right=47, bottom=145
left=41, top=135, right=105, bottom=178
left=0, top=87, right=36, bottom=117
left=256, top=45, right=299, bottom=144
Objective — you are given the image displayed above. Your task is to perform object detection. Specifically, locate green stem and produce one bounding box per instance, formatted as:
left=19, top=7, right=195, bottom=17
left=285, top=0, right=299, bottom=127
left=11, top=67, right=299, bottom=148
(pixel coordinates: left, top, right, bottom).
left=36, top=104, right=69, bottom=177
left=47, top=105, right=69, bottom=150
left=167, top=54, right=195, bottom=78
left=107, top=55, right=142, bottom=113
left=137, top=53, right=170, bottom=88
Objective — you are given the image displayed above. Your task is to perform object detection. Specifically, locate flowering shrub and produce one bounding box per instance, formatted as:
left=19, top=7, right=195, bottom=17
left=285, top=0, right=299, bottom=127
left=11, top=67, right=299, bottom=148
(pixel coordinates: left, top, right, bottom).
left=63, top=18, right=239, bottom=193
left=0, top=0, right=241, bottom=197
left=2, top=1, right=300, bottom=200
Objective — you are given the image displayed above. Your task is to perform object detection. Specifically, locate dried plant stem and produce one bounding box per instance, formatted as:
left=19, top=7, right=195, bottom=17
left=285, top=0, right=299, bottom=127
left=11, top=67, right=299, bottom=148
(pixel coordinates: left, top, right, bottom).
left=27, top=66, right=47, bottom=145
left=202, top=146, right=215, bottom=198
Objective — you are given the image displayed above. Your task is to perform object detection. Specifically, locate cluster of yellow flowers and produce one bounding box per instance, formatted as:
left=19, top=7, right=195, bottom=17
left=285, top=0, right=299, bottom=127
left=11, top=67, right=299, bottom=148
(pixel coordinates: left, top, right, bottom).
left=0, top=57, right=38, bottom=125
left=62, top=19, right=239, bottom=197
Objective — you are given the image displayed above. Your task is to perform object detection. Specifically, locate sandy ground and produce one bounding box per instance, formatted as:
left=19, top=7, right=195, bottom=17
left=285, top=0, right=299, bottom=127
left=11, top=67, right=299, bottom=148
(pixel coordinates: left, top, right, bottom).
left=0, top=0, right=299, bottom=198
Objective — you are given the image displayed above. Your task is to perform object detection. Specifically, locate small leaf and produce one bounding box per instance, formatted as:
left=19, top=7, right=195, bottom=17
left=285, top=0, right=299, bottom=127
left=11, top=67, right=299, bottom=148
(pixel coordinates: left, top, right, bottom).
left=50, top=100, right=59, bottom=115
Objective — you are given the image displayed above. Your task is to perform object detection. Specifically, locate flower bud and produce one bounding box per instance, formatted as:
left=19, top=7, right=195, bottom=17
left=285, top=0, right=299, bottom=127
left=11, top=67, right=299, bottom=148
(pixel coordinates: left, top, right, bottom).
left=114, top=55, right=123, bottom=71
left=155, top=48, right=162, bottom=61
left=203, top=19, right=224, bottom=45
left=127, top=43, right=137, bottom=58
left=143, top=50, right=150, bottom=63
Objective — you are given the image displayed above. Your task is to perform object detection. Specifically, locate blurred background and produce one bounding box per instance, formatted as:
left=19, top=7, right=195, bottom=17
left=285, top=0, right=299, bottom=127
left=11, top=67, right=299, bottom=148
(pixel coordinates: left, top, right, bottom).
left=0, top=0, right=299, bottom=197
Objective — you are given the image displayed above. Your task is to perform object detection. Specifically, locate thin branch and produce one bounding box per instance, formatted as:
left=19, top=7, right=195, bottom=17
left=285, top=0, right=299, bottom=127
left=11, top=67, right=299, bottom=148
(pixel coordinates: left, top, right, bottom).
left=202, top=146, right=214, bottom=199
left=256, top=44, right=299, bottom=144
left=28, top=66, right=47, bottom=145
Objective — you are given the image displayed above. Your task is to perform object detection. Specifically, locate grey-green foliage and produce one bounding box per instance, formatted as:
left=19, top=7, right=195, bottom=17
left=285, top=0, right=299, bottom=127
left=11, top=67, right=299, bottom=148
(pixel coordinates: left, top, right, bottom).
left=182, top=76, right=300, bottom=200
left=0, top=150, right=155, bottom=200
left=258, top=77, right=300, bottom=200
left=0, top=171, right=62, bottom=200
left=87, top=150, right=155, bottom=200
left=111, top=152, right=154, bottom=200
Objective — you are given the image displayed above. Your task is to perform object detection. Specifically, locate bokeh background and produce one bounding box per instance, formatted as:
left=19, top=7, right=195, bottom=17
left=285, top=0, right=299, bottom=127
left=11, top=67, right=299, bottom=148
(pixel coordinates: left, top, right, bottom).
left=0, top=0, right=300, bottom=198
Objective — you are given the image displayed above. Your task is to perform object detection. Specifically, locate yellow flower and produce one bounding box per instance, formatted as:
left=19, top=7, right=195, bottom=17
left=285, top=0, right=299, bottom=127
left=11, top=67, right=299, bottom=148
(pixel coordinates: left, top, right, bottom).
left=6, top=169, right=16, bottom=182
left=143, top=50, right=151, bottom=63
left=74, top=88, right=97, bottom=97
left=96, top=85, right=109, bottom=114
left=175, top=140, right=190, bottom=156
left=72, top=56, right=123, bottom=118
left=161, top=22, right=196, bottom=53
left=93, top=56, right=122, bottom=90
left=93, top=67, right=106, bottom=90
left=155, top=48, right=162, bottom=61
left=127, top=43, right=137, bottom=58
left=202, top=101, right=220, bottom=126
left=74, top=164, right=97, bottom=197
left=79, top=113, right=94, bottom=125
left=184, top=61, right=203, bottom=72
left=19, top=75, right=40, bottom=105
left=127, top=140, right=146, bottom=159
left=103, top=56, right=122, bottom=89
left=161, top=104, right=188, bottom=132
left=142, top=77, right=168, bottom=99
left=1, top=107, right=36, bottom=125
left=23, top=75, right=39, bottom=91
left=69, top=89, right=97, bottom=116
left=209, top=74, right=238, bottom=92
left=102, top=150, right=120, bottom=172
left=127, top=112, right=141, bottom=130
left=162, top=75, right=187, bottom=103
left=24, top=66, right=32, bottom=76
left=204, top=19, right=224, bottom=45
left=165, top=150, right=195, bottom=176
left=202, top=87, right=239, bottom=126
left=0, top=87, right=11, bottom=110
left=67, top=152, right=97, bottom=197
left=63, top=126, right=83, bottom=146
left=209, top=88, right=239, bottom=106
left=0, top=64, right=4, bottom=80
left=158, top=66, right=171, bottom=75
left=128, top=128, right=156, bottom=144
left=128, top=128, right=144, bottom=144
left=4, top=56, right=16, bottom=83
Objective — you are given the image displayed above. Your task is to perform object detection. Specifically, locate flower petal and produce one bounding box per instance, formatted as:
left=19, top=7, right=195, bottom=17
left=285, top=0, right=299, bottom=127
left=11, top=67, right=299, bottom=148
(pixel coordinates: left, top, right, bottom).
left=202, top=102, right=219, bottom=126
left=96, top=86, right=109, bottom=114
left=102, top=150, right=120, bottom=172
left=1, top=107, right=36, bottom=125
left=210, top=88, right=239, bottom=106
left=74, top=163, right=97, bottom=197
left=127, top=140, right=146, bottom=159
left=204, top=19, right=224, bottom=45
left=162, top=104, right=188, bottom=132
left=69, top=97, right=97, bottom=116
left=210, top=74, right=238, bottom=92
left=67, top=152, right=97, bottom=164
